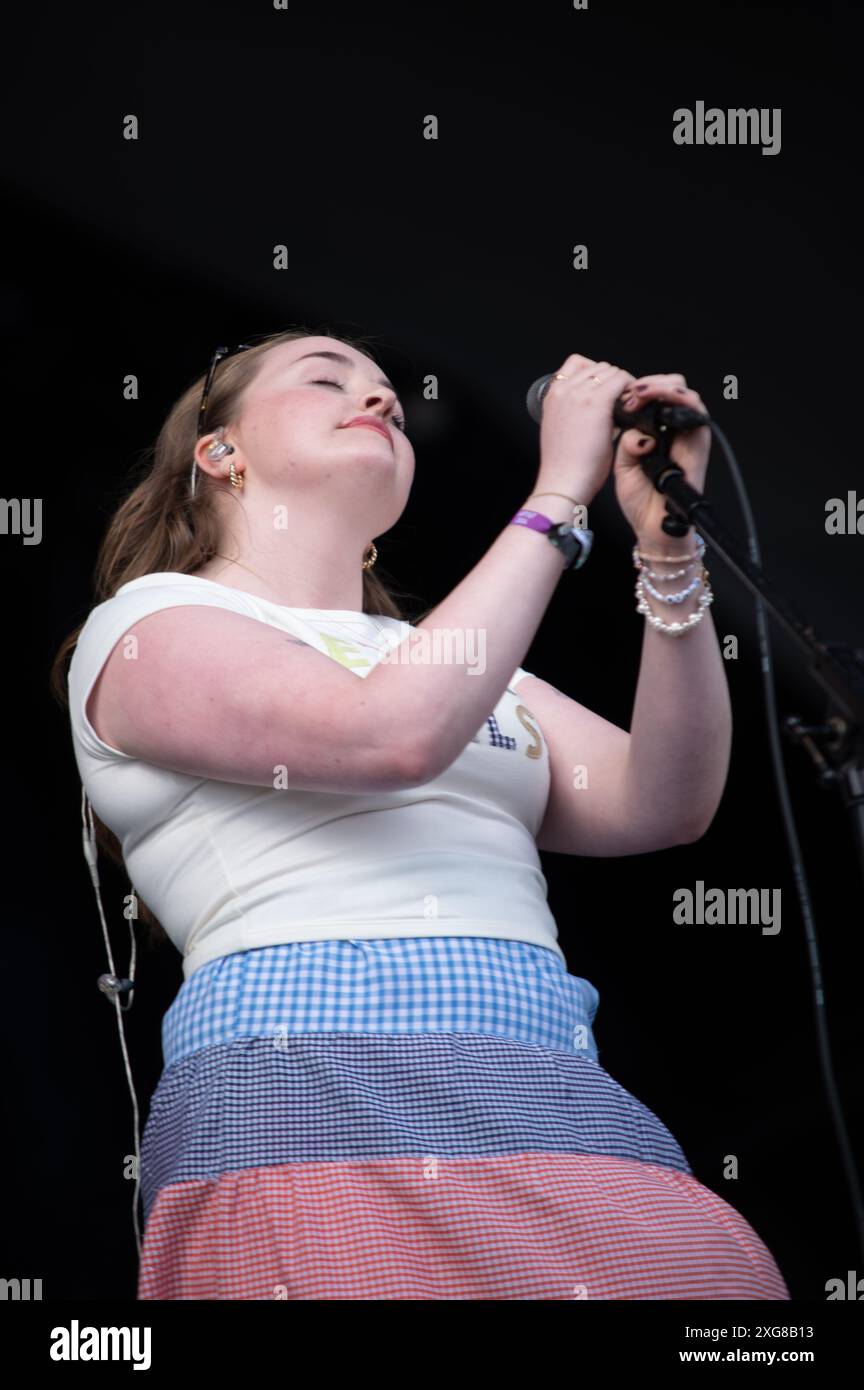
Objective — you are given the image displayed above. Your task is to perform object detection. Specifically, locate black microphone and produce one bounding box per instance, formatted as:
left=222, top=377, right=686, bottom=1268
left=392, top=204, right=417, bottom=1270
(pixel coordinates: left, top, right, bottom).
left=526, top=372, right=709, bottom=441
left=526, top=372, right=712, bottom=536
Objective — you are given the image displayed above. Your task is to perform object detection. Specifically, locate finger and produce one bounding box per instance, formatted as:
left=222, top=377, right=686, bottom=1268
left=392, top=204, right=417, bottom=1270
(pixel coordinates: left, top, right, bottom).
left=568, top=361, right=623, bottom=388
left=545, top=359, right=604, bottom=398
left=553, top=359, right=634, bottom=387
left=583, top=363, right=634, bottom=394
left=618, top=427, right=656, bottom=456
left=555, top=352, right=603, bottom=374
left=632, top=373, right=688, bottom=387
left=626, top=383, right=704, bottom=411
left=574, top=359, right=613, bottom=383
left=548, top=363, right=634, bottom=404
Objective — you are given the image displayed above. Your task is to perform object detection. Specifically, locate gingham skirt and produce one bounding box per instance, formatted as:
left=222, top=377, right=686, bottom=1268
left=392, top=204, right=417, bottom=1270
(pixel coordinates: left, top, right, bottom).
left=137, top=936, right=789, bottom=1300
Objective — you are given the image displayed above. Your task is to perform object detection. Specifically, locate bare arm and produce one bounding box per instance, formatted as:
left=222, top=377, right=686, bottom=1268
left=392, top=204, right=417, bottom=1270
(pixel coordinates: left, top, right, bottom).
left=87, top=489, right=583, bottom=793
left=514, top=601, right=732, bottom=857
left=86, top=607, right=426, bottom=791
left=367, top=486, right=581, bottom=776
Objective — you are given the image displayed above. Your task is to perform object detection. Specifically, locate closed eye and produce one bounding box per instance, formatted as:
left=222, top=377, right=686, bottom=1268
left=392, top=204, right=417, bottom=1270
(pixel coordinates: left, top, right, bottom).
left=312, top=377, right=406, bottom=431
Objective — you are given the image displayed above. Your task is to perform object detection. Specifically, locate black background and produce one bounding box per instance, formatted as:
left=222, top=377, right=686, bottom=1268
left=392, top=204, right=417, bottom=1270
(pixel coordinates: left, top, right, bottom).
left=1, top=0, right=861, bottom=1305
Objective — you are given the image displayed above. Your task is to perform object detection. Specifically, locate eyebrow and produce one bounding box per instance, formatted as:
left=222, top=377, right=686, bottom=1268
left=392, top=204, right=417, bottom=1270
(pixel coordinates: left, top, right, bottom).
left=292, top=350, right=397, bottom=394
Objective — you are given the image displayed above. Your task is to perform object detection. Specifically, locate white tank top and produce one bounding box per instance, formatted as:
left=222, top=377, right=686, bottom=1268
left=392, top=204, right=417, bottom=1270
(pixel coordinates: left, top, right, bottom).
left=67, top=572, right=562, bottom=977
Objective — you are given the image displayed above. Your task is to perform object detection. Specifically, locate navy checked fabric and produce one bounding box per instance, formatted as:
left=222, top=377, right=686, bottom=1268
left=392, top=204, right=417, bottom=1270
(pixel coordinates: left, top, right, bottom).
left=482, top=713, right=517, bottom=750
left=141, top=1031, right=689, bottom=1220
left=161, top=936, right=601, bottom=1069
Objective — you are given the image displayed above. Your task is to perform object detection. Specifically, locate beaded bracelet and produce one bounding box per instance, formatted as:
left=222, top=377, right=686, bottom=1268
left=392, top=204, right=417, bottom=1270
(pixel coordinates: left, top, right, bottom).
left=635, top=573, right=714, bottom=634
left=632, top=532, right=713, bottom=635
left=639, top=571, right=704, bottom=605
left=632, top=533, right=706, bottom=582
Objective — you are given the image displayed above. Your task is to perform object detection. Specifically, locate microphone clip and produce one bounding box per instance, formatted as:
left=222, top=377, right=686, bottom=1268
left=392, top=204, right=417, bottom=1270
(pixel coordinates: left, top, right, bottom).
left=635, top=406, right=711, bottom=537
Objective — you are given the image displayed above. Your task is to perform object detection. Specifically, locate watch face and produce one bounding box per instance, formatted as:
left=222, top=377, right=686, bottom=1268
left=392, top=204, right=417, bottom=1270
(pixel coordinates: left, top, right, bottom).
left=550, top=526, right=578, bottom=559
left=561, top=526, right=592, bottom=568
left=544, top=523, right=591, bottom=569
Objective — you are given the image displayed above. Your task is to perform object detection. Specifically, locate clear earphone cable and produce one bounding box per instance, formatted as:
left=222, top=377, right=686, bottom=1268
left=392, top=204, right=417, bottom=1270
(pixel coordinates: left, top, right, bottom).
left=81, top=786, right=144, bottom=1259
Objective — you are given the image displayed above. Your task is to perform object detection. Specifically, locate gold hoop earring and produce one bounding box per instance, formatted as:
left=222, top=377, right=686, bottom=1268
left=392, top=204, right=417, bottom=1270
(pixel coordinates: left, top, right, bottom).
left=229, top=460, right=244, bottom=488
left=362, top=541, right=377, bottom=571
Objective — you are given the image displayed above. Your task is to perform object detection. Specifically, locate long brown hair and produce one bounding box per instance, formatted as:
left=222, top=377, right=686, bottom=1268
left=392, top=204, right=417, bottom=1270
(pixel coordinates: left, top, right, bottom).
left=50, top=325, right=422, bottom=948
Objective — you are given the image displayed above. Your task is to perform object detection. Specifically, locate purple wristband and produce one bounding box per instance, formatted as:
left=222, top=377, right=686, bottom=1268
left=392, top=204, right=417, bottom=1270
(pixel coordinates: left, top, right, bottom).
left=509, top=507, right=594, bottom=572
left=510, top=508, right=555, bottom=533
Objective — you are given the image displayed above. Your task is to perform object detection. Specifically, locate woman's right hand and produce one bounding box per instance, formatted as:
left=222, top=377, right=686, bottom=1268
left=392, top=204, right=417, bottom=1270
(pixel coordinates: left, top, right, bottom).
left=536, top=354, right=636, bottom=506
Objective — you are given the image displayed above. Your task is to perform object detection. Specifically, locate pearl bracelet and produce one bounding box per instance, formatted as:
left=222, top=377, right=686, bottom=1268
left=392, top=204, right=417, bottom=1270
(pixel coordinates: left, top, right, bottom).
left=633, top=530, right=716, bottom=636
left=635, top=570, right=714, bottom=635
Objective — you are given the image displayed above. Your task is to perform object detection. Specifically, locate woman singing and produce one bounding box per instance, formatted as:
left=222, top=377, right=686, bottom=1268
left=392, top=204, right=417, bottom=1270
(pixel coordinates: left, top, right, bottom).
left=52, top=327, right=789, bottom=1299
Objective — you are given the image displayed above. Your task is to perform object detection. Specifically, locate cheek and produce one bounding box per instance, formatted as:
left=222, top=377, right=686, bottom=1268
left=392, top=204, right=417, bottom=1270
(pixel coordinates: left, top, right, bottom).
left=262, top=392, right=329, bottom=447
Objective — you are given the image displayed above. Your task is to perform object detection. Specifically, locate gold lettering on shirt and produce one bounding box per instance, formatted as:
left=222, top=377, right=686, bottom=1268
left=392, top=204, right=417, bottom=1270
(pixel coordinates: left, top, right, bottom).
left=515, top=705, right=543, bottom=759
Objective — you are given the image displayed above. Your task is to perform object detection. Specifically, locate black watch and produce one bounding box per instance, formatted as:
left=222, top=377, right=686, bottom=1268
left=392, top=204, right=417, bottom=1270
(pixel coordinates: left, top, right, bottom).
left=544, top=522, right=594, bottom=571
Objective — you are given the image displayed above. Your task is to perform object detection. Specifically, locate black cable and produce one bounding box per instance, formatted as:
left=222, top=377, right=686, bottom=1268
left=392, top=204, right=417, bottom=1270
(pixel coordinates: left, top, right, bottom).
left=707, top=419, right=864, bottom=1267
left=613, top=417, right=864, bottom=1267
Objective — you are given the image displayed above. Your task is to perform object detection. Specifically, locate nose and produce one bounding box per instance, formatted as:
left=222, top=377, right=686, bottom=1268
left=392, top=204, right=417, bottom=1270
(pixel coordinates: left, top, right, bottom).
left=359, top=383, right=398, bottom=416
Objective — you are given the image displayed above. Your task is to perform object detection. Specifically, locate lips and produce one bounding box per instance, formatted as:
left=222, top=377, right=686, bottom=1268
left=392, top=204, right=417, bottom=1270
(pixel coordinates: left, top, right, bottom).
left=344, top=419, right=390, bottom=442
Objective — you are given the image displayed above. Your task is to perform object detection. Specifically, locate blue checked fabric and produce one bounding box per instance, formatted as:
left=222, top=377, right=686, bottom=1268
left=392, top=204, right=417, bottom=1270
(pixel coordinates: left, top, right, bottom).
left=161, top=936, right=601, bottom=1070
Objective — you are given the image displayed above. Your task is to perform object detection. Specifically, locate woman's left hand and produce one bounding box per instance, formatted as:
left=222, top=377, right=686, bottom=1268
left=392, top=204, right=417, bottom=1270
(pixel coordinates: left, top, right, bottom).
left=612, top=373, right=711, bottom=545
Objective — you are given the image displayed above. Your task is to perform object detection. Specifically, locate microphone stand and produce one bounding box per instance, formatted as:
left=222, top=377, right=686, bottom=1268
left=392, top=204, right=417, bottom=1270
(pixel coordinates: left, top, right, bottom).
left=639, top=413, right=864, bottom=883
left=619, top=400, right=864, bottom=1269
